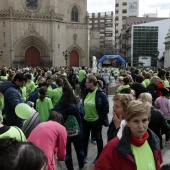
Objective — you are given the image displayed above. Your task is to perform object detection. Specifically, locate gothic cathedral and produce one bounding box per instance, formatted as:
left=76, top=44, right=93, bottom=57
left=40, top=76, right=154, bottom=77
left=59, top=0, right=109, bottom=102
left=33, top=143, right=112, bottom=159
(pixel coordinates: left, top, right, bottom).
left=0, top=0, right=89, bottom=67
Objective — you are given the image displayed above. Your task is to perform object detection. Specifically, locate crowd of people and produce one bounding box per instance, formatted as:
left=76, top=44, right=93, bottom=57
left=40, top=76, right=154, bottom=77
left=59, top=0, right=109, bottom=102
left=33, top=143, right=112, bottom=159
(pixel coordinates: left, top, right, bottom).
left=0, top=65, right=170, bottom=169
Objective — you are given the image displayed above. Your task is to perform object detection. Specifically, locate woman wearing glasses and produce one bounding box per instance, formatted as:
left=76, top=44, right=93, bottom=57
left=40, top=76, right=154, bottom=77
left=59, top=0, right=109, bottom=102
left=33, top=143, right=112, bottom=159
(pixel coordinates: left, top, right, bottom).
left=82, top=75, right=109, bottom=164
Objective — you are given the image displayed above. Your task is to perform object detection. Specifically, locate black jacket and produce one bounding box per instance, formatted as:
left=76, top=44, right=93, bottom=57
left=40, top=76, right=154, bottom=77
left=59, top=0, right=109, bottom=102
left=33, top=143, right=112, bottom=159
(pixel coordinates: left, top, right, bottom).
left=147, top=84, right=158, bottom=104
left=107, top=120, right=119, bottom=142
left=130, top=83, right=148, bottom=98
left=149, top=106, right=170, bottom=149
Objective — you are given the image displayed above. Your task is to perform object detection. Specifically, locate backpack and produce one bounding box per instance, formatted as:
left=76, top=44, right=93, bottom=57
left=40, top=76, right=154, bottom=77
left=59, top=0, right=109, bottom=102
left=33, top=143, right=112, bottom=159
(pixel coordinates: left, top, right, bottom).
left=64, top=115, right=80, bottom=137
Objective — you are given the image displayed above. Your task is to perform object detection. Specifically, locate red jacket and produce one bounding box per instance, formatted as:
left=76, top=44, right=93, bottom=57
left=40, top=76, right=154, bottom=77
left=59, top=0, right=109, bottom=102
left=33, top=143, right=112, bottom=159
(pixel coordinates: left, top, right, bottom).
left=95, top=127, right=163, bottom=170
left=157, top=82, right=165, bottom=96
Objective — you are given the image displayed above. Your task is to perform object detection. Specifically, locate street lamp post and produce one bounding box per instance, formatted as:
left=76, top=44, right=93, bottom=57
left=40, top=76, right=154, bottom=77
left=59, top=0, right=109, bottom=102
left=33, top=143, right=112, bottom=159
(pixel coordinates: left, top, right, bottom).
left=0, top=51, right=3, bottom=56
left=154, top=51, right=160, bottom=67
left=63, top=50, right=70, bottom=66
left=0, top=51, right=3, bottom=61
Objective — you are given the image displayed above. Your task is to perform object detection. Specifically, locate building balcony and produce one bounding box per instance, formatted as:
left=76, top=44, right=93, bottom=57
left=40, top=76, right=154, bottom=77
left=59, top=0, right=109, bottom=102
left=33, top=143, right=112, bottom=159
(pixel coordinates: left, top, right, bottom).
left=105, top=37, right=114, bottom=41
left=105, top=29, right=113, bottom=32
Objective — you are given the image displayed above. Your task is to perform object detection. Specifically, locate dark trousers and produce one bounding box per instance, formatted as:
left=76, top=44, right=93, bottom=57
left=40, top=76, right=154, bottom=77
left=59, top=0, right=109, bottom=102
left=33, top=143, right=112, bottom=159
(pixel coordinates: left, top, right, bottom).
left=83, top=119, right=103, bottom=160
left=166, top=120, right=170, bottom=141
left=105, top=85, right=109, bottom=96
left=65, top=137, right=84, bottom=170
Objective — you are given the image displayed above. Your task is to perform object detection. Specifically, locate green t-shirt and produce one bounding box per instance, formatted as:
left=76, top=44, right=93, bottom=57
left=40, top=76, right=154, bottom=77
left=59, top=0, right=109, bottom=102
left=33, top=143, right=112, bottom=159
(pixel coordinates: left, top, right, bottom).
left=47, top=85, right=53, bottom=96
left=153, top=73, right=158, bottom=76
left=35, top=84, right=38, bottom=88
left=114, top=69, right=119, bottom=76
left=0, top=75, right=8, bottom=80
left=84, top=88, right=99, bottom=122
left=144, top=79, right=150, bottom=87
left=0, top=95, right=4, bottom=110
left=78, top=70, right=86, bottom=82
left=119, top=69, right=123, bottom=74
left=61, top=72, right=67, bottom=77
left=36, top=97, right=53, bottom=122
left=116, top=84, right=130, bottom=93
left=49, top=87, right=63, bottom=106
left=0, top=126, right=26, bottom=142
left=26, top=81, right=35, bottom=95
left=20, top=86, right=27, bottom=101
left=141, top=81, right=146, bottom=88
left=164, top=80, right=170, bottom=87
left=131, top=141, right=156, bottom=170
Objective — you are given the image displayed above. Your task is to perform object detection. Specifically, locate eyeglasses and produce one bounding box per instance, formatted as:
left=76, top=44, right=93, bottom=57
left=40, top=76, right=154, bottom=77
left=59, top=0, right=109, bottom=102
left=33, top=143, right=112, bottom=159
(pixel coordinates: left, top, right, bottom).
left=113, top=105, right=122, bottom=109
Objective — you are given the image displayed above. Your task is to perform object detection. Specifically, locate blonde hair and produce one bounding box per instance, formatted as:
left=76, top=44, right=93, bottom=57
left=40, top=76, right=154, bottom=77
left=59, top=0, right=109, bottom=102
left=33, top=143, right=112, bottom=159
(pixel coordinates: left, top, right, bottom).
left=150, top=76, right=160, bottom=84
left=138, top=93, right=152, bottom=104
left=145, top=72, right=151, bottom=79
left=113, top=94, right=135, bottom=111
left=124, top=100, right=151, bottom=121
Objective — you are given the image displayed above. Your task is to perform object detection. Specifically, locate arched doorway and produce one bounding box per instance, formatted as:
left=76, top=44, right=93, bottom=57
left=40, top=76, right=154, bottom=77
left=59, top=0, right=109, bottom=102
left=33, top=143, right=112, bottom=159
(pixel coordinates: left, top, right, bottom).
left=25, top=46, right=40, bottom=66
left=70, top=50, right=79, bottom=67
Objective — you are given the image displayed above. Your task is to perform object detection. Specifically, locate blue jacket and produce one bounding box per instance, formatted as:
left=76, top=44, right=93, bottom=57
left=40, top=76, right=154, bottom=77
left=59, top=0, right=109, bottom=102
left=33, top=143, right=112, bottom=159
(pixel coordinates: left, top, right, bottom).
left=83, top=87, right=109, bottom=127
left=52, top=101, right=84, bottom=141
left=0, top=82, right=24, bottom=128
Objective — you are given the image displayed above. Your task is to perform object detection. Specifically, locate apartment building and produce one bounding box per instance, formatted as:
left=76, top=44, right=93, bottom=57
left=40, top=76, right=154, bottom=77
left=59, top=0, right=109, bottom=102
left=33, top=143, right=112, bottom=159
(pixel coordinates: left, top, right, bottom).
left=88, top=11, right=115, bottom=50
left=115, top=0, right=139, bottom=53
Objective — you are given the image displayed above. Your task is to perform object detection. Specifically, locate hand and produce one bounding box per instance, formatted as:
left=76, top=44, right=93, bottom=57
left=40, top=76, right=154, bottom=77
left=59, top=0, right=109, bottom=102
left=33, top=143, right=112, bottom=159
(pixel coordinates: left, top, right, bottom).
left=31, top=102, right=34, bottom=107
left=27, top=101, right=34, bottom=107
left=112, top=111, right=122, bottom=129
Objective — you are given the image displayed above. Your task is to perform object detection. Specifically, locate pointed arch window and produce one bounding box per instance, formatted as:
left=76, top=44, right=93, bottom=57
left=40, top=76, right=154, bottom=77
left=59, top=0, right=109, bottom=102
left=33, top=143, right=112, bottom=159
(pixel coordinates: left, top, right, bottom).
left=71, top=6, right=78, bottom=22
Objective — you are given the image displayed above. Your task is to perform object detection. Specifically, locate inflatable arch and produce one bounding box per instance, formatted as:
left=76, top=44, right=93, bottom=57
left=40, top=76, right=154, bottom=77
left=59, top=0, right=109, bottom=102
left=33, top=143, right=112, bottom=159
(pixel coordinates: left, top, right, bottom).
left=98, top=55, right=126, bottom=67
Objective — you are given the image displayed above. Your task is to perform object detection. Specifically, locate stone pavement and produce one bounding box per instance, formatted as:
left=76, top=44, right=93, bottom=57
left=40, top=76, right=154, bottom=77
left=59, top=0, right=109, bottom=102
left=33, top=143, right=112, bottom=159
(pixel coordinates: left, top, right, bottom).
left=59, top=78, right=170, bottom=169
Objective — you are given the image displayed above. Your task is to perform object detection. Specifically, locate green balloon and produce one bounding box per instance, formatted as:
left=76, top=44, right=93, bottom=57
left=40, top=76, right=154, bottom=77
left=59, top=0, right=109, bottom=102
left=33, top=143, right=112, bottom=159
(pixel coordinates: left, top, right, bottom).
left=15, top=103, right=32, bottom=120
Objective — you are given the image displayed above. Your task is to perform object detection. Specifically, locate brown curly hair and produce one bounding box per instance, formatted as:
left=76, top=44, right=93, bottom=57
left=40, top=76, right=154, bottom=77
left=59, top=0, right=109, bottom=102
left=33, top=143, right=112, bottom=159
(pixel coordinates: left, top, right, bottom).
left=113, top=94, right=135, bottom=111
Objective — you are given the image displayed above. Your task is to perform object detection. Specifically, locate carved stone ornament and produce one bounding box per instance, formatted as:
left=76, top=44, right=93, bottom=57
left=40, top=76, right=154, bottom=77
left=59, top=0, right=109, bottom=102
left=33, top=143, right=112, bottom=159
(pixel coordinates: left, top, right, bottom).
left=0, top=8, right=64, bottom=22
left=28, top=22, right=36, bottom=34
left=73, top=34, right=77, bottom=43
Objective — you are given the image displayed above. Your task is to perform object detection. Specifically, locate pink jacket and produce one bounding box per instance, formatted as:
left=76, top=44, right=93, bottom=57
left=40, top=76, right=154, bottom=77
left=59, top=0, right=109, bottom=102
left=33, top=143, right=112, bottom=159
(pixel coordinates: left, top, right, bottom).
left=27, top=120, right=67, bottom=170
left=155, top=96, right=170, bottom=119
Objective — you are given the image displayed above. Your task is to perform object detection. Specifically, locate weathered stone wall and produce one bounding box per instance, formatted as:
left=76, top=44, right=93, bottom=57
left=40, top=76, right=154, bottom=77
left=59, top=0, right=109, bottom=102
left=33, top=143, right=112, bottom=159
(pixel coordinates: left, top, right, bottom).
left=0, top=0, right=89, bottom=67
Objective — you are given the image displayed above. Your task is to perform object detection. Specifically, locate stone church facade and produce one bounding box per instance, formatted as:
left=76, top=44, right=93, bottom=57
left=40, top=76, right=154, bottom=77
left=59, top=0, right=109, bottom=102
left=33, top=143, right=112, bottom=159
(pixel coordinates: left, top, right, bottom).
left=0, top=0, right=89, bottom=67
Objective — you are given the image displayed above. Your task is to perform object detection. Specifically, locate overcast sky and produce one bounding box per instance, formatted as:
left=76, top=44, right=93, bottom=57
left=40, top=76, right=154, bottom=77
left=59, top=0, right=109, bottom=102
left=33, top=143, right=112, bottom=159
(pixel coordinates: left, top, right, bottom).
left=87, top=0, right=170, bottom=17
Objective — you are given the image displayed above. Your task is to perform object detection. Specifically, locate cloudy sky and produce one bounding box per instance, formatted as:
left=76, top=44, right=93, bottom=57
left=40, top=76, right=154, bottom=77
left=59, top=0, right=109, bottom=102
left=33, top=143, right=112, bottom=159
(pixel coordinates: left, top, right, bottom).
left=87, top=0, right=170, bottom=17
